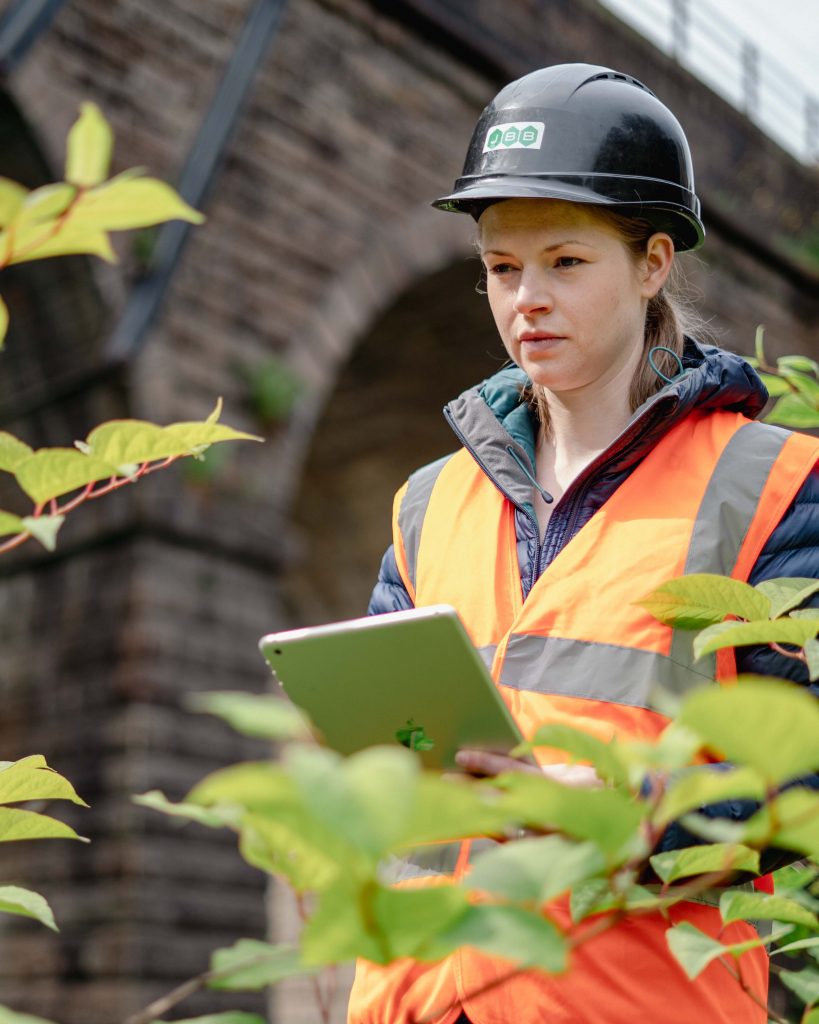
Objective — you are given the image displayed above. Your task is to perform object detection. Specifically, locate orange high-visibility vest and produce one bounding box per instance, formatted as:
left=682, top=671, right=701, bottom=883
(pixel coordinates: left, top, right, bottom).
left=349, top=411, right=819, bottom=1024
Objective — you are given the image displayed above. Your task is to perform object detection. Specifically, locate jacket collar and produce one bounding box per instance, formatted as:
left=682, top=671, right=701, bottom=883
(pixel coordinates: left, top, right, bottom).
left=443, top=338, right=769, bottom=513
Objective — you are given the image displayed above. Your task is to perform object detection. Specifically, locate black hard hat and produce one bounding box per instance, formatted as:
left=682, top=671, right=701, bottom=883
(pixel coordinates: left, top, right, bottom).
left=433, top=63, right=704, bottom=251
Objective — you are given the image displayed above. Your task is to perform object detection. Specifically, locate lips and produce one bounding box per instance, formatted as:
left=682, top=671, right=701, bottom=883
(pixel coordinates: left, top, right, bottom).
left=518, top=331, right=565, bottom=344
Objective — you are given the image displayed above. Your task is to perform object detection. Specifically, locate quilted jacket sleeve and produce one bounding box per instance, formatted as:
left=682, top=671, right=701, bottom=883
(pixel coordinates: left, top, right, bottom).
left=658, top=462, right=819, bottom=867
left=368, top=544, right=414, bottom=616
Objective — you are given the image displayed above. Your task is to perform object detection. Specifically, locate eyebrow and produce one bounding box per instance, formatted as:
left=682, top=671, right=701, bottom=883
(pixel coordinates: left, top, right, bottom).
left=482, top=239, right=594, bottom=256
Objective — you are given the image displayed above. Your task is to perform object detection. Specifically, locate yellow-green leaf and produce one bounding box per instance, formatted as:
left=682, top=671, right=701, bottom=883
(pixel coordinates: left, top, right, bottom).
left=0, top=755, right=88, bottom=807
left=209, top=940, right=316, bottom=991
left=0, top=511, right=25, bottom=539
left=655, top=766, right=766, bottom=826
left=21, top=515, right=65, bottom=552
left=678, top=677, right=819, bottom=783
left=650, top=843, right=760, bottom=883
left=637, top=573, right=770, bottom=629
left=765, top=393, right=819, bottom=428
left=0, top=433, right=32, bottom=473
left=756, top=577, right=819, bottom=618
left=75, top=176, right=204, bottom=230
left=666, top=921, right=762, bottom=980
left=0, top=885, right=57, bottom=931
left=693, top=617, right=819, bottom=660
left=187, top=691, right=311, bottom=741
left=14, top=183, right=75, bottom=228
left=719, top=890, right=818, bottom=929
left=0, top=178, right=27, bottom=226
left=7, top=221, right=114, bottom=265
left=13, top=448, right=119, bottom=504
left=133, top=790, right=242, bottom=830
left=0, top=293, right=7, bottom=350
left=0, top=807, right=87, bottom=843
left=85, top=419, right=261, bottom=465
left=65, top=102, right=112, bottom=187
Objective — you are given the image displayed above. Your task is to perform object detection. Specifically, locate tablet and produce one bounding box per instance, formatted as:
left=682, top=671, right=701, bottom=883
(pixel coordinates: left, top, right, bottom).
left=258, top=605, right=525, bottom=769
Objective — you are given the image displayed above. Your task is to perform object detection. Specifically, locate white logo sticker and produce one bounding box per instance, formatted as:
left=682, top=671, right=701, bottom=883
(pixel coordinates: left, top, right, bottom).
left=483, top=121, right=545, bottom=153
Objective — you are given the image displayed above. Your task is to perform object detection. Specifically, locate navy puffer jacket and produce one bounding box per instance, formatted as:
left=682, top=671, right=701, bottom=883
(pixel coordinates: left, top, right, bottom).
left=369, top=339, right=819, bottom=865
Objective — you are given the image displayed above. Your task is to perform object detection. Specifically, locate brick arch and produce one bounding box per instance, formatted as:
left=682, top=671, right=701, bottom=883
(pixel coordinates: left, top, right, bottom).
left=282, top=203, right=507, bottom=626
left=278, top=202, right=479, bottom=508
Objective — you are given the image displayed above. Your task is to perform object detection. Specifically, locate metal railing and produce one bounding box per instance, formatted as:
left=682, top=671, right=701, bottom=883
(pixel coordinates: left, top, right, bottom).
left=598, top=0, right=819, bottom=165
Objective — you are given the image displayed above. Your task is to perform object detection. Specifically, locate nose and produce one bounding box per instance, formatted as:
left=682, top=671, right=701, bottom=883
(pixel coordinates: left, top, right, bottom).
left=512, top=267, right=554, bottom=316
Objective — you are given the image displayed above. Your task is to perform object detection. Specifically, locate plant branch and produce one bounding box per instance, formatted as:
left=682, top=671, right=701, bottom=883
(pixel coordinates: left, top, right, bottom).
left=718, top=954, right=789, bottom=1024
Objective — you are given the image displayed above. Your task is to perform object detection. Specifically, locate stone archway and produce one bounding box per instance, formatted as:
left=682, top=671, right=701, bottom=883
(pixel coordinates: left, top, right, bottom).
left=284, top=249, right=506, bottom=628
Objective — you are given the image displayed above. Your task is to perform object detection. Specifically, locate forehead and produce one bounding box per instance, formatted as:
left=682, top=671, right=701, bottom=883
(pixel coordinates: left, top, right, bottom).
left=478, top=198, right=618, bottom=246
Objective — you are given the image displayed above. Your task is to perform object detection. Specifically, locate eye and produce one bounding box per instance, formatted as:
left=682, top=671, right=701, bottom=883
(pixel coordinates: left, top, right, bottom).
left=486, top=262, right=517, bottom=275
left=555, top=256, right=582, bottom=269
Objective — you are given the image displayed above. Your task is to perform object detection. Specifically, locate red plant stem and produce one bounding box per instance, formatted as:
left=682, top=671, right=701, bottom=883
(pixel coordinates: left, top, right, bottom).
left=769, top=641, right=807, bottom=663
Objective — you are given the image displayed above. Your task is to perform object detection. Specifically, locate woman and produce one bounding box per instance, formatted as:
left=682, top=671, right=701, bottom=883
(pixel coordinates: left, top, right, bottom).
left=350, top=64, right=819, bottom=1024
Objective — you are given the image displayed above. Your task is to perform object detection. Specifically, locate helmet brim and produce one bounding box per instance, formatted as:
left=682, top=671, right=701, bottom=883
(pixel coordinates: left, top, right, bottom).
left=432, top=179, right=704, bottom=252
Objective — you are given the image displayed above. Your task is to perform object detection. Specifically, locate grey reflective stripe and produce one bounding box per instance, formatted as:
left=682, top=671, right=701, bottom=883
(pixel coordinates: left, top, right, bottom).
left=477, top=644, right=497, bottom=671
left=669, top=421, right=791, bottom=672
left=397, top=454, right=452, bottom=593
left=499, top=634, right=714, bottom=704
left=383, top=838, right=497, bottom=882
left=685, top=422, right=791, bottom=576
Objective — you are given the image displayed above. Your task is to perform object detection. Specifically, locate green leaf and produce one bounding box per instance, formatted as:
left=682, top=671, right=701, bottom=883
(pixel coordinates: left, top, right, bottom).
left=804, top=638, right=819, bottom=682
left=745, top=789, right=819, bottom=856
left=569, top=880, right=657, bottom=921
left=655, top=766, right=765, bottom=825
left=0, top=432, right=33, bottom=473
left=0, top=294, right=7, bottom=350
left=0, top=807, right=87, bottom=843
left=237, top=811, right=353, bottom=892
left=0, top=755, right=87, bottom=806
left=84, top=418, right=261, bottom=466
left=720, top=890, right=818, bottom=929
left=76, top=176, right=204, bottom=230
left=0, top=1007, right=58, bottom=1024
left=521, top=723, right=626, bottom=786
left=0, top=885, right=57, bottom=931
left=666, top=922, right=761, bottom=980
left=133, top=790, right=242, bottom=830
left=694, top=616, right=819, bottom=658
left=302, top=878, right=469, bottom=966
left=65, top=102, right=113, bottom=187
left=754, top=325, right=767, bottom=366
left=21, top=515, right=64, bottom=552
left=209, top=939, right=315, bottom=991
left=772, top=936, right=819, bottom=956
left=779, top=966, right=819, bottom=1007
left=0, top=511, right=25, bottom=539
left=396, top=774, right=519, bottom=848
left=637, top=574, right=770, bottom=629
left=650, top=843, right=759, bottom=883
left=780, top=369, right=819, bottom=402
left=756, top=578, right=819, bottom=618
left=467, top=836, right=605, bottom=904
left=778, top=355, right=819, bottom=375
left=186, top=691, right=311, bottom=741
left=13, top=448, right=118, bottom=504
left=758, top=372, right=792, bottom=397
left=0, top=178, right=27, bottom=226
left=803, top=1007, right=819, bottom=1024
left=431, top=903, right=567, bottom=973
left=765, top=394, right=819, bottom=428
left=494, top=773, right=646, bottom=858
left=150, top=1015, right=267, bottom=1024
left=287, top=745, right=419, bottom=858
left=678, top=677, right=819, bottom=783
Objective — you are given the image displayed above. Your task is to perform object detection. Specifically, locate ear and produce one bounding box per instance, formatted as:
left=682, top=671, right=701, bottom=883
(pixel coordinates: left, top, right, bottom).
left=641, top=233, right=675, bottom=299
